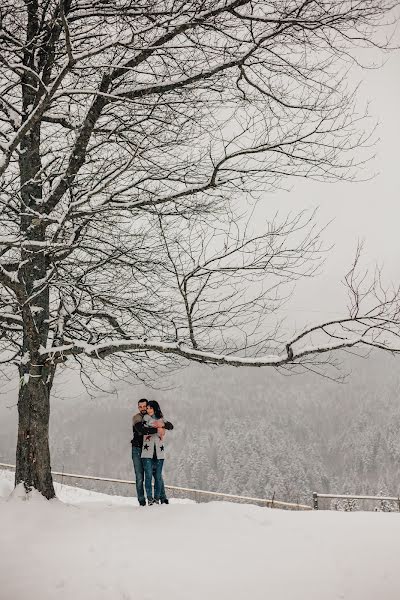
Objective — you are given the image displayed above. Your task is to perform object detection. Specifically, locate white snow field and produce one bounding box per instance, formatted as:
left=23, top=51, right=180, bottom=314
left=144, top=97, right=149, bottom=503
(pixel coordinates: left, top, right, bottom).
left=1, top=469, right=400, bottom=600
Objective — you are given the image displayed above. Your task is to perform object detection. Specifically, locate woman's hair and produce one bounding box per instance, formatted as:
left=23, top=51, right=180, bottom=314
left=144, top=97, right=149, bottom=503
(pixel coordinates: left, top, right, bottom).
left=148, top=400, right=163, bottom=420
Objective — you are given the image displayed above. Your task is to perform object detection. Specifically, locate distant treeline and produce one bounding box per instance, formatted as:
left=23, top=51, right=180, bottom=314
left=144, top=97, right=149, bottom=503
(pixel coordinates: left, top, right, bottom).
left=1, top=353, right=400, bottom=504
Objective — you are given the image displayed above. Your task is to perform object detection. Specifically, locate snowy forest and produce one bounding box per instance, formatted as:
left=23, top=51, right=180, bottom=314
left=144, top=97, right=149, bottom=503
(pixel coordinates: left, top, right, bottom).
left=1, top=352, right=400, bottom=507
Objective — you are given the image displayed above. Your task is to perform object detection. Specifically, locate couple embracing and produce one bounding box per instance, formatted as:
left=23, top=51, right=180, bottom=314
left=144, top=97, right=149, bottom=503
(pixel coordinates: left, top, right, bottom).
left=131, top=398, right=174, bottom=506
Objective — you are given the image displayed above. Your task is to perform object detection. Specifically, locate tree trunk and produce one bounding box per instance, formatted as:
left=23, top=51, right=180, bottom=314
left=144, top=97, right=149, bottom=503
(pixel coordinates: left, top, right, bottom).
left=15, top=369, right=55, bottom=499
left=12, top=1, right=57, bottom=498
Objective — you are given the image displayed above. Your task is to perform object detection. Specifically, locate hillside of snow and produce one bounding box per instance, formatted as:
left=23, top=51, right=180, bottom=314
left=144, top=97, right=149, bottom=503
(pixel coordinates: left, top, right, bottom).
left=1, top=470, right=400, bottom=600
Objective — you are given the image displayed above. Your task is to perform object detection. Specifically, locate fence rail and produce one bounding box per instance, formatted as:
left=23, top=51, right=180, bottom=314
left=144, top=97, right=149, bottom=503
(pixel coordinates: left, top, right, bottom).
left=312, top=491, right=400, bottom=510
left=4, top=463, right=399, bottom=511
left=0, top=462, right=312, bottom=510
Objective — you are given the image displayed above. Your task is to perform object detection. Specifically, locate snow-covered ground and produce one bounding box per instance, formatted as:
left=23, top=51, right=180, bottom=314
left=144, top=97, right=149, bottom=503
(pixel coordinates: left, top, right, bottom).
left=1, top=469, right=400, bottom=600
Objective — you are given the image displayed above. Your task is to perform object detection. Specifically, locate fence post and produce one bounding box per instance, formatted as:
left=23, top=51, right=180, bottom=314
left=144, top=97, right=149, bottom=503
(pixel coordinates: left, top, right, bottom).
left=312, top=492, right=319, bottom=510
left=270, top=491, right=275, bottom=509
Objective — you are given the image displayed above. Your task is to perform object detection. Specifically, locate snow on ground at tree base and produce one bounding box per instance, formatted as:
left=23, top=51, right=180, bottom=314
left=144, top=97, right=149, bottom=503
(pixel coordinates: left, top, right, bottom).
left=0, top=470, right=400, bottom=600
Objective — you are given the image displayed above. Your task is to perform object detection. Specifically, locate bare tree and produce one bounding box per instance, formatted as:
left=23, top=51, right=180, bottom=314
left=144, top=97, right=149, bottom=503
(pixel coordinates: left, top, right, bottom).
left=0, top=0, right=399, bottom=498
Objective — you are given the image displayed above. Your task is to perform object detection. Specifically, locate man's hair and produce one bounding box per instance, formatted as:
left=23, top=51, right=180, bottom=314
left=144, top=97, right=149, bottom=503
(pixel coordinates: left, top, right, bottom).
left=148, top=400, right=163, bottom=420
left=138, top=398, right=148, bottom=406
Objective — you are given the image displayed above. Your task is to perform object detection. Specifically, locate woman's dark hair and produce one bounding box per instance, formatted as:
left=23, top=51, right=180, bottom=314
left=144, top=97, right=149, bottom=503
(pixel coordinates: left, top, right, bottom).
left=148, top=400, right=163, bottom=420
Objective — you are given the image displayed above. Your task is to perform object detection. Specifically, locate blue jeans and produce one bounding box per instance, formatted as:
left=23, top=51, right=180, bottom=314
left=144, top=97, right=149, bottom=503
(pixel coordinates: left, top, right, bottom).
left=131, top=446, right=145, bottom=504
left=153, top=462, right=167, bottom=500
left=143, top=458, right=165, bottom=501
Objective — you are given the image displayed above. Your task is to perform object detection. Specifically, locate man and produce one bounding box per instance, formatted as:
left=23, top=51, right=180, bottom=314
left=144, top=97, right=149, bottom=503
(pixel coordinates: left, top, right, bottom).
left=131, top=398, right=174, bottom=506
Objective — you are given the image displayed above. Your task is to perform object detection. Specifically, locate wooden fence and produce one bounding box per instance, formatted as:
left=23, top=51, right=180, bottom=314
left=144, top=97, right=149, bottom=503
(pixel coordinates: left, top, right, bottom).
left=0, top=462, right=312, bottom=510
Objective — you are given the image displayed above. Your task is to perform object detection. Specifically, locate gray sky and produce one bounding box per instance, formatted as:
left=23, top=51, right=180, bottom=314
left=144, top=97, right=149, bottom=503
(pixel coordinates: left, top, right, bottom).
left=254, top=44, right=400, bottom=331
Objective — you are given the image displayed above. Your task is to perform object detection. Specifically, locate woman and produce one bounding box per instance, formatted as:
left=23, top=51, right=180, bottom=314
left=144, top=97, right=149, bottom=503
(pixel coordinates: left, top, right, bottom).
left=141, top=400, right=167, bottom=505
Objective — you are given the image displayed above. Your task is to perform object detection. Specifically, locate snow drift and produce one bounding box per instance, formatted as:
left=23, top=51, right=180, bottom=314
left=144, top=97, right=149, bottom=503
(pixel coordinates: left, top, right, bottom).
left=0, top=469, right=399, bottom=600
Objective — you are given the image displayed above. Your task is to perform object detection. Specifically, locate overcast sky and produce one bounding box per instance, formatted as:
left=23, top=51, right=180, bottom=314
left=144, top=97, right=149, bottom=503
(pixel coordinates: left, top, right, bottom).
left=253, top=40, right=400, bottom=331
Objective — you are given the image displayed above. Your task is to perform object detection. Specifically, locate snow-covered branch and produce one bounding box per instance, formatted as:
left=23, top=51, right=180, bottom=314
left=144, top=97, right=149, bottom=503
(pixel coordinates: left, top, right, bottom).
left=39, top=330, right=400, bottom=367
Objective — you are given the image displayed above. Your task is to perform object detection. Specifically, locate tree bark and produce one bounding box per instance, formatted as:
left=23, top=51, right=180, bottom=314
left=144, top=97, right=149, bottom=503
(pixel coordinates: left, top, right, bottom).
left=13, top=0, right=56, bottom=498
left=15, top=370, right=55, bottom=499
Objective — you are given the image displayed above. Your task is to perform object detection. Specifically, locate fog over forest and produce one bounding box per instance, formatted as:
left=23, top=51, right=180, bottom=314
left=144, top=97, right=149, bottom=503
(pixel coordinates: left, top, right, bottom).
left=1, top=352, right=400, bottom=507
